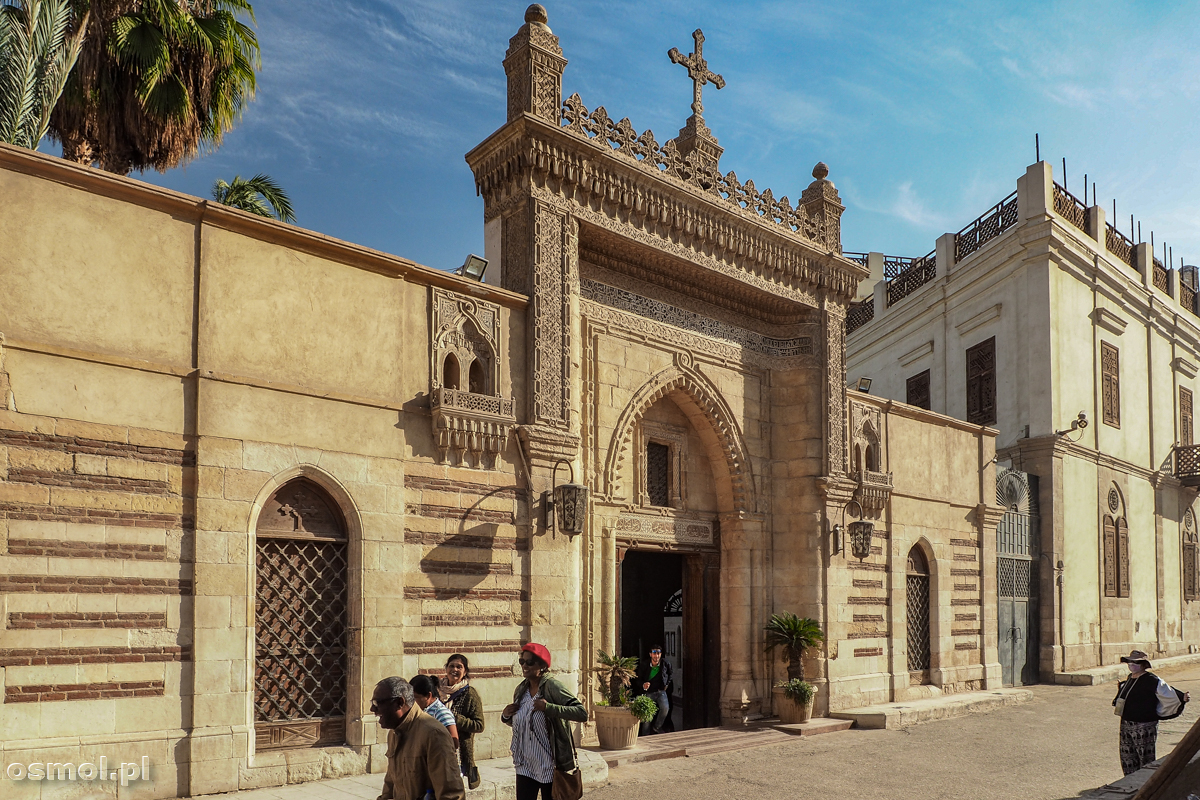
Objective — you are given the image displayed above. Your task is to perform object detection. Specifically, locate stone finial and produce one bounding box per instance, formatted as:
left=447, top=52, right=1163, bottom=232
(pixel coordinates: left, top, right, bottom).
left=504, top=3, right=567, bottom=123
left=802, top=161, right=844, bottom=252
left=812, top=162, right=829, bottom=181
left=525, top=4, right=548, bottom=25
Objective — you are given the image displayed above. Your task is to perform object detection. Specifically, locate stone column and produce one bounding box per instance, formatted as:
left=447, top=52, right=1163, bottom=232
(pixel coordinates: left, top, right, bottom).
left=503, top=5, right=567, bottom=125
left=719, top=513, right=765, bottom=722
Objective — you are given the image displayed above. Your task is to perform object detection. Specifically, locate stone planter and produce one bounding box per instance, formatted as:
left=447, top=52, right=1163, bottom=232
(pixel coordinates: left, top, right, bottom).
left=593, top=705, right=640, bottom=750
left=774, top=685, right=817, bottom=724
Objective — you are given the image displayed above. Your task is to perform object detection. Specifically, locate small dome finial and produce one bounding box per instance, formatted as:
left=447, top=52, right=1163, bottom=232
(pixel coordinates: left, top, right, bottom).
left=812, top=162, right=829, bottom=181
left=525, top=4, right=548, bottom=25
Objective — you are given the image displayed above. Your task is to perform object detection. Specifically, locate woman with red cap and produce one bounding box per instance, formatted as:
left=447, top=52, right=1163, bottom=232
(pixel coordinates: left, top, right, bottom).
left=501, top=642, right=588, bottom=800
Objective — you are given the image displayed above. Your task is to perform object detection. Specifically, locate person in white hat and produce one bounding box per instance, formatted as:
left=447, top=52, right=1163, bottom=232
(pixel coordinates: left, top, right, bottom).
left=1112, top=649, right=1191, bottom=775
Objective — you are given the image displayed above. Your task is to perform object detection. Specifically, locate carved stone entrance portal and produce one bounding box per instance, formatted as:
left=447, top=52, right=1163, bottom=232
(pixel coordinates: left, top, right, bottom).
left=254, top=480, right=349, bottom=751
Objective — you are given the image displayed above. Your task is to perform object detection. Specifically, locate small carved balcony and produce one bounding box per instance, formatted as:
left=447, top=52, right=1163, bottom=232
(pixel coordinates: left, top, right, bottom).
left=430, top=387, right=515, bottom=469
left=853, top=469, right=894, bottom=514
left=1176, top=444, right=1200, bottom=488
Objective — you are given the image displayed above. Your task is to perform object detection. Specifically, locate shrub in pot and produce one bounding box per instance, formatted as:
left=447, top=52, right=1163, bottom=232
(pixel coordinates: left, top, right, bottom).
left=593, top=650, right=645, bottom=750
left=763, top=612, right=824, bottom=722
left=775, top=678, right=817, bottom=723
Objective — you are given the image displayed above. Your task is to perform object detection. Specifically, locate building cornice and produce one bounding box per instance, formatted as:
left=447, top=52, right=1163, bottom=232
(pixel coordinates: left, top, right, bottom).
left=465, top=114, right=866, bottom=303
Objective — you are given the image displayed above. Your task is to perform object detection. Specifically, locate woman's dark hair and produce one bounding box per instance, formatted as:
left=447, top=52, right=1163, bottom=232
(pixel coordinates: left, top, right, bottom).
left=410, top=674, right=440, bottom=697
left=446, top=653, right=470, bottom=677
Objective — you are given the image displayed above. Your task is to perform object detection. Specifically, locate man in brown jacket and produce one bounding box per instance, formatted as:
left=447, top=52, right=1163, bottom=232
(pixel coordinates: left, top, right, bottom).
left=372, top=677, right=465, bottom=800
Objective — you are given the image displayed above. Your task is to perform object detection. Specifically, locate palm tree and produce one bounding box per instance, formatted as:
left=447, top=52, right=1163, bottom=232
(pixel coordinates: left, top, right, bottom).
left=210, top=172, right=293, bottom=223
left=594, top=650, right=638, bottom=706
left=0, top=0, right=89, bottom=149
left=763, top=612, right=824, bottom=681
left=48, top=0, right=259, bottom=174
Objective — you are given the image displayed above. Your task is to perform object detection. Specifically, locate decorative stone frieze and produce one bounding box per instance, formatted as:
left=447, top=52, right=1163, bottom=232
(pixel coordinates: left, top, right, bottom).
left=430, top=288, right=514, bottom=469
left=613, top=510, right=715, bottom=548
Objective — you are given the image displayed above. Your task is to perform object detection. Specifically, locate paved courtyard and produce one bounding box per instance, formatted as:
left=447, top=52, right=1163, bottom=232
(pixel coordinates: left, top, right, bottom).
left=191, top=665, right=1199, bottom=800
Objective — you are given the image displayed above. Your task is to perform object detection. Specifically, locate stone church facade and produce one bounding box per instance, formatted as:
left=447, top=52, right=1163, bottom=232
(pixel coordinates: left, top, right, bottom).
left=0, top=7, right=1001, bottom=798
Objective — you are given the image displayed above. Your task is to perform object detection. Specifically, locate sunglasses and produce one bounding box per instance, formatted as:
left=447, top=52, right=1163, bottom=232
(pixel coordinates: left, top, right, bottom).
left=518, top=657, right=538, bottom=666
left=650, top=650, right=661, bottom=654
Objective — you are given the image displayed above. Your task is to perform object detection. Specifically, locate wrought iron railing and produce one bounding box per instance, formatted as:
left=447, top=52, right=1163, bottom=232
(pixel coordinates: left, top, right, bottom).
left=1183, top=282, right=1197, bottom=315
left=886, top=250, right=936, bottom=307
left=1106, top=224, right=1134, bottom=268
left=1176, top=444, right=1200, bottom=486
left=843, top=251, right=870, bottom=268
left=884, top=255, right=919, bottom=280
left=1153, top=257, right=1170, bottom=294
left=1052, top=183, right=1090, bottom=236
left=845, top=298, right=875, bottom=335
left=955, top=191, right=1019, bottom=263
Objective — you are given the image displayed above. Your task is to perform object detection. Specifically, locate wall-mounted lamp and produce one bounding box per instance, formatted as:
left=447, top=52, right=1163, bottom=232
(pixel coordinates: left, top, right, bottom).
left=545, top=459, right=588, bottom=538
left=457, top=254, right=488, bottom=281
left=831, top=498, right=874, bottom=560
left=855, top=377, right=872, bottom=393
left=1054, top=411, right=1088, bottom=439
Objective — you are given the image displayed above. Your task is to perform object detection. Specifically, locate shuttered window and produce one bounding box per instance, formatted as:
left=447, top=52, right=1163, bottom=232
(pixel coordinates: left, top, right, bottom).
left=1184, top=534, right=1198, bottom=602
left=1103, top=515, right=1118, bottom=597
left=1117, top=518, right=1130, bottom=597
left=1182, top=388, right=1193, bottom=446
left=907, top=370, right=931, bottom=410
left=1102, top=342, right=1120, bottom=428
left=966, top=338, right=996, bottom=425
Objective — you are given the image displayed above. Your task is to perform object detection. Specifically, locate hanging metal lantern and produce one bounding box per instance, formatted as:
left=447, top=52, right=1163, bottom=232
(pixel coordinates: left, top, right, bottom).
left=848, top=519, right=874, bottom=561
left=554, top=482, right=589, bottom=536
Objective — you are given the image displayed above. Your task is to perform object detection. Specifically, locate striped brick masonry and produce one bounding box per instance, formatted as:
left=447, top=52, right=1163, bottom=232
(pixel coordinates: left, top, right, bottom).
left=406, top=639, right=521, bottom=655
left=405, top=531, right=530, bottom=551
left=421, top=614, right=515, bottom=627
left=7, top=538, right=167, bottom=560
left=403, top=475, right=522, bottom=500
left=0, top=429, right=192, bottom=466
left=7, top=468, right=173, bottom=496
left=419, top=559, right=513, bottom=576
left=404, top=587, right=527, bottom=601
left=0, top=645, right=189, bottom=667
left=854, top=647, right=884, bottom=657
left=418, top=666, right=514, bottom=679
left=406, top=504, right=514, bottom=524
left=5, top=680, right=165, bottom=703
left=6, top=611, right=167, bottom=629
left=0, top=575, right=191, bottom=595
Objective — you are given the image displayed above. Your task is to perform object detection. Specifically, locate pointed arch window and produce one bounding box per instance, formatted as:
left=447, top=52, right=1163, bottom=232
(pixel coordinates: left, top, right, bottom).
left=1184, top=509, right=1198, bottom=602
left=1103, top=487, right=1130, bottom=598
left=443, top=353, right=460, bottom=390
left=906, top=546, right=932, bottom=677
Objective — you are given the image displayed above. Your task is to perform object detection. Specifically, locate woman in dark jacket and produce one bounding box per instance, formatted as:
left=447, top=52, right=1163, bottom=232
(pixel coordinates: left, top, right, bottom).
left=443, top=653, right=485, bottom=790
left=501, top=642, right=588, bottom=800
left=1113, top=649, right=1190, bottom=775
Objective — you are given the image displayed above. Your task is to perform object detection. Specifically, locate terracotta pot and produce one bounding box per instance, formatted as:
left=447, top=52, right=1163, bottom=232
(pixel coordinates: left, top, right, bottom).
left=775, top=685, right=818, bottom=724
left=594, top=705, right=640, bottom=750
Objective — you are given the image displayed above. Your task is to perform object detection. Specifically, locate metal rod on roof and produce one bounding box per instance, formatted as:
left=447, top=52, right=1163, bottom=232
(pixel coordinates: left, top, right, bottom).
left=1093, top=183, right=1097, bottom=210
left=1063, top=157, right=1067, bottom=190
left=1084, top=174, right=1088, bottom=205
left=1036, top=134, right=1040, bottom=162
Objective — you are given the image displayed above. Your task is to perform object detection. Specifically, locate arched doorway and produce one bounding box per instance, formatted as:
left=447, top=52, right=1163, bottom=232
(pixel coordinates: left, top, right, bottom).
left=253, top=479, right=349, bottom=750
left=906, top=545, right=932, bottom=683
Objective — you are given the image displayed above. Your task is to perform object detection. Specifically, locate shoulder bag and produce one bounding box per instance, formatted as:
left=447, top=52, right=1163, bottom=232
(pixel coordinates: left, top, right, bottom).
left=1114, top=673, right=1143, bottom=717
left=543, top=710, right=583, bottom=800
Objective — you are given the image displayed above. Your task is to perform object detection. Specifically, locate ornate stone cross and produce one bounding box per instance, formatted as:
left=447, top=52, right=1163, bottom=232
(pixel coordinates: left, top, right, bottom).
left=668, top=29, right=725, bottom=119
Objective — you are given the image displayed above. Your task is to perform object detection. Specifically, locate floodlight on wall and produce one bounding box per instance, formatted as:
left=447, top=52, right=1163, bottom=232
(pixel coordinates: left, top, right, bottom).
left=855, top=377, right=872, bottom=393
left=457, top=254, right=488, bottom=281
left=1054, top=411, right=1088, bottom=439
left=545, top=458, right=588, bottom=539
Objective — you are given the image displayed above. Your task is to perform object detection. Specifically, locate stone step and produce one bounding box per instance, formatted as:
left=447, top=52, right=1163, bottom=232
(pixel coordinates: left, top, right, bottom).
left=1054, top=652, right=1200, bottom=686
left=829, top=688, right=1034, bottom=730
left=772, top=717, right=855, bottom=737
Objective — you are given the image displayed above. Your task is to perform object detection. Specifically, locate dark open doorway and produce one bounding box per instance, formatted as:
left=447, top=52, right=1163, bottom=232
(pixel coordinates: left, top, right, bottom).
left=620, top=550, right=721, bottom=730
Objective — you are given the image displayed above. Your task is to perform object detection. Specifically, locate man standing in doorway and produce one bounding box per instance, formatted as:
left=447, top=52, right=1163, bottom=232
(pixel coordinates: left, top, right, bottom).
left=372, top=677, right=465, bottom=800
left=635, top=645, right=673, bottom=735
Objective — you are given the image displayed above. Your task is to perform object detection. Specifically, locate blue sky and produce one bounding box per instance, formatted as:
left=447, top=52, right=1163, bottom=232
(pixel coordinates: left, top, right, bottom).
left=120, top=1, right=1200, bottom=273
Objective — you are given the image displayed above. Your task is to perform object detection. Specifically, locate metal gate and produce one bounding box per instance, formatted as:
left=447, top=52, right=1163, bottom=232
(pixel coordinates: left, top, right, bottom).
left=996, top=468, right=1040, bottom=686
left=906, top=547, right=931, bottom=681
left=254, top=480, right=349, bottom=751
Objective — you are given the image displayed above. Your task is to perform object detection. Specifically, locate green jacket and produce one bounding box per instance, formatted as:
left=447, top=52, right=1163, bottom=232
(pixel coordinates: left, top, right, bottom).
left=506, top=674, right=588, bottom=772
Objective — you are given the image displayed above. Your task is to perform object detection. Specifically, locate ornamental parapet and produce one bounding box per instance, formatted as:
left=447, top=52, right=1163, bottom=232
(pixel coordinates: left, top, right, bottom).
left=430, top=387, right=515, bottom=470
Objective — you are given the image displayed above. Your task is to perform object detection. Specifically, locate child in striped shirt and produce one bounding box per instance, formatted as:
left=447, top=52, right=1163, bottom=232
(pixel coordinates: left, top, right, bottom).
left=411, top=674, right=459, bottom=749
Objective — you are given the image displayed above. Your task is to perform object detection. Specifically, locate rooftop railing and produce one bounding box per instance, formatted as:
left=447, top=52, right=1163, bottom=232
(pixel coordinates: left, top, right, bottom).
left=954, top=191, right=1019, bottom=263
left=1052, top=183, right=1090, bottom=236
left=845, top=298, right=875, bottom=335
left=1106, top=224, right=1134, bottom=268
left=886, top=250, right=936, bottom=307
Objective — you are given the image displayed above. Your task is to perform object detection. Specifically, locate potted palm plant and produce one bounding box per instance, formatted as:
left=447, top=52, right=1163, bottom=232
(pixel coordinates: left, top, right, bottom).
left=592, top=650, right=654, bottom=749
left=764, top=612, right=824, bottom=723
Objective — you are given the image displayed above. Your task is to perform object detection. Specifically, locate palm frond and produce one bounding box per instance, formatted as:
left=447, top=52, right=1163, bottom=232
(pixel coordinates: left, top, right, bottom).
left=0, top=0, right=85, bottom=149
left=211, top=172, right=295, bottom=223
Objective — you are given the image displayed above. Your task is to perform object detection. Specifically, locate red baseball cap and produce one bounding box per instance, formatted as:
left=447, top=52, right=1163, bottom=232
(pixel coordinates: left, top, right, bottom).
left=521, top=642, right=551, bottom=669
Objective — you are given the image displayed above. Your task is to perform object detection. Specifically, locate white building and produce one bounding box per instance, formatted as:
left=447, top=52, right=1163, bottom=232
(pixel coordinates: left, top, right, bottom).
left=846, top=161, right=1200, bottom=682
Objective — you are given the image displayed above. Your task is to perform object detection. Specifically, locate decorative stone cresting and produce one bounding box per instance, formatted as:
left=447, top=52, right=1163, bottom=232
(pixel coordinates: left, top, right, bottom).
left=603, top=365, right=756, bottom=513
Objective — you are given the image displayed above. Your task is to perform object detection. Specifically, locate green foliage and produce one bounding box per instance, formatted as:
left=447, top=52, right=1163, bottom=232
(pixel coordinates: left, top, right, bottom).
left=0, top=0, right=88, bottom=149
left=49, top=0, right=261, bottom=173
left=627, top=694, right=658, bottom=724
left=763, top=612, right=824, bottom=681
left=211, top=173, right=294, bottom=223
left=776, top=678, right=815, bottom=704
left=594, top=650, right=638, bottom=707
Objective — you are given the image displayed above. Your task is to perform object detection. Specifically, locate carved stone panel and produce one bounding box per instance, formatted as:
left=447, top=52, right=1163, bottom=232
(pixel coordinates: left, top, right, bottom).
left=531, top=203, right=573, bottom=428
left=826, top=304, right=847, bottom=474
left=615, top=511, right=715, bottom=549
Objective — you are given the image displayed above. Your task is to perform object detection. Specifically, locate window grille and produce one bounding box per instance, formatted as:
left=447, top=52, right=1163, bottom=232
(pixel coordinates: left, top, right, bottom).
left=906, top=547, right=931, bottom=673
left=965, top=337, right=996, bottom=425
left=1102, top=342, right=1120, bottom=428
left=1183, top=388, right=1194, bottom=447
left=646, top=442, right=671, bottom=507
left=907, top=369, right=931, bottom=410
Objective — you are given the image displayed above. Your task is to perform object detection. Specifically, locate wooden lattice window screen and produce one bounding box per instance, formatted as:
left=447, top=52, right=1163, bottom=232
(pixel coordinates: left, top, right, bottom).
left=1184, top=526, right=1198, bottom=602
left=1102, top=342, right=1120, bottom=428
left=254, top=480, right=349, bottom=751
left=646, top=441, right=671, bottom=507
left=907, top=369, right=931, bottom=410
left=906, top=548, right=931, bottom=675
left=966, top=338, right=996, bottom=425
left=1103, top=515, right=1118, bottom=597
left=1183, top=388, right=1194, bottom=447
left=1117, top=517, right=1130, bottom=597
